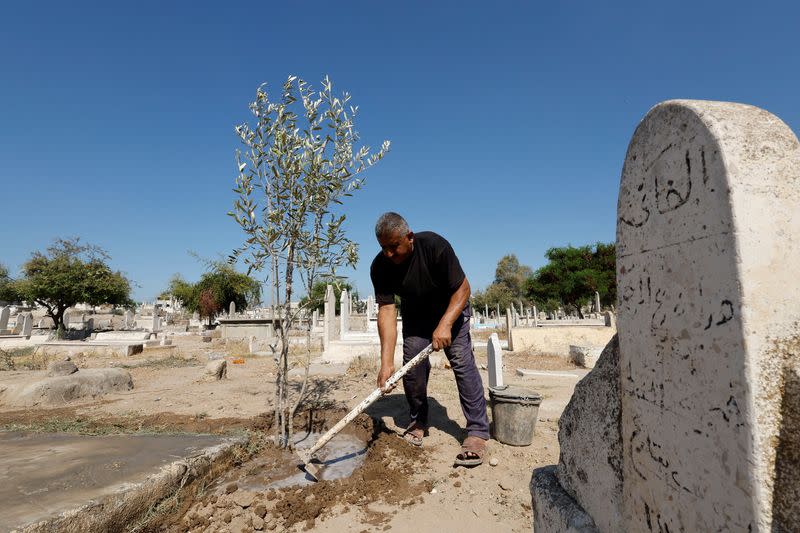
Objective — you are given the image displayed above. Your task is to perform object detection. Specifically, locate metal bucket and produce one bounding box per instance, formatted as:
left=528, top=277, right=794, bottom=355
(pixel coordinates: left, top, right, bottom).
left=489, top=385, right=542, bottom=446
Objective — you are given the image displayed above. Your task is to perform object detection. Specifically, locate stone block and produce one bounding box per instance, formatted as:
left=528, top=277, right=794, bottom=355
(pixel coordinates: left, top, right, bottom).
left=568, top=345, right=603, bottom=368
left=206, top=359, right=227, bottom=380
left=46, top=360, right=79, bottom=377
left=557, top=336, right=622, bottom=532
left=531, top=466, right=599, bottom=533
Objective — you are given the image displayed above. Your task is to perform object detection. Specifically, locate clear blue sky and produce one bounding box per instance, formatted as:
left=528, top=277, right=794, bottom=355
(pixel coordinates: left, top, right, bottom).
left=1, top=1, right=798, bottom=302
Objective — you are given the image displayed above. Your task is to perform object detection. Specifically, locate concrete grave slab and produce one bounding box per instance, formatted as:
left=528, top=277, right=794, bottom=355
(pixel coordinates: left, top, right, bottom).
left=0, top=368, right=133, bottom=406
left=0, top=432, right=241, bottom=532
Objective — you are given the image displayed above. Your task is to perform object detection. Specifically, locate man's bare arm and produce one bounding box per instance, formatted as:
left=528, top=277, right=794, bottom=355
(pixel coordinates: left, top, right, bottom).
left=432, top=278, right=470, bottom=350
left=376, top=303, right=398, bottom=389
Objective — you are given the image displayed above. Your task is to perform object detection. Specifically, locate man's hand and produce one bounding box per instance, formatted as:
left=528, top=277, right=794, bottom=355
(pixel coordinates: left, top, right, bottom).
left=377, top=363, right=396, bottom=391
left=432, top=323, right=452, bottom=351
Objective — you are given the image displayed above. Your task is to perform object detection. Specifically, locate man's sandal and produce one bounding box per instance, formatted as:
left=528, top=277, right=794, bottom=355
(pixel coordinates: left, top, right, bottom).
left=454, top=435, right=487, bottom=467
left=401, top=422, right=427, bottom=448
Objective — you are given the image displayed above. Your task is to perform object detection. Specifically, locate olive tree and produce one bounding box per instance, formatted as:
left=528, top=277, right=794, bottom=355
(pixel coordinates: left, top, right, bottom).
left=230, top=75, right=389, bottom=446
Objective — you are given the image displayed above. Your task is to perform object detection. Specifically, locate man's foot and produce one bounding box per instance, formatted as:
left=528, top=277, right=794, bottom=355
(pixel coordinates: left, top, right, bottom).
left=401, top=421, right=426, bottom=447
left=454, top=435, right=487, bottom=467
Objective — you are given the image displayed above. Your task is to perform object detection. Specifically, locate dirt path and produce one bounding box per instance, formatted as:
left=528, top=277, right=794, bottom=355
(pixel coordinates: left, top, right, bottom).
left=0, top=335, right=586, bottom=532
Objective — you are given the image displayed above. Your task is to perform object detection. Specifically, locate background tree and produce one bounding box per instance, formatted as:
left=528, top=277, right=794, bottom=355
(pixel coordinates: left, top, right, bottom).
left=167, top=263, right=261, bottom=326
left=230, top=75, right=389, bottom=447
left=472, top=254, right=533, bottom=313
left=12, top=238, right=133, bottom=335
left=0, top=264, right=18, bottom=303
left=472, top=283, right=514, bottom=314
left=300, top=278, right=354, bottom=313
left=494, top=254, right=533, bottom=302
left=526, top=242, right=616, bottom=318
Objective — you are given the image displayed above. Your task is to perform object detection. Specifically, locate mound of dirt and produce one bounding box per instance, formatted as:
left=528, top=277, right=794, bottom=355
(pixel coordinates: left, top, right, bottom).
left=0, top=368, right=133, bottom=407
left=169, top=418, right=431, bottom=532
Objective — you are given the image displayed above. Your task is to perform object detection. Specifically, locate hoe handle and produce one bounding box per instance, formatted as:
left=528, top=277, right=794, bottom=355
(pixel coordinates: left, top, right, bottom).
left=302, top=344, right=435, bottom=460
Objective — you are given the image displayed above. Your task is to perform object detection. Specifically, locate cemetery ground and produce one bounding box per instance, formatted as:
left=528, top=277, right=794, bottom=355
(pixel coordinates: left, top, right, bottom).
left=0, top=332, right=585, bottom=532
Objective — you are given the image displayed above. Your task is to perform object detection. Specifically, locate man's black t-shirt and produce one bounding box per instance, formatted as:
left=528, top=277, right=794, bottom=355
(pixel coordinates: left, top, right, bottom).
left=370, top=231, right=469, bottom=337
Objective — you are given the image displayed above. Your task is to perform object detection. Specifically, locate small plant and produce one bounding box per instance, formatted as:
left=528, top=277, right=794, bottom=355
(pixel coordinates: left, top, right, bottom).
left=230, top=75, right=389, bottom=447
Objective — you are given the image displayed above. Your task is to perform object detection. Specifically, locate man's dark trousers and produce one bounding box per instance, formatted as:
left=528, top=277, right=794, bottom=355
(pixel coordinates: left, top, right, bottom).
left=402, top=312, right=490, bottom=439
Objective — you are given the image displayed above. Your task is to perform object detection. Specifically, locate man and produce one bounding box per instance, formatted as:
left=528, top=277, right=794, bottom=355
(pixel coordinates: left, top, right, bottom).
left=370, top=212, right=490, bottom=466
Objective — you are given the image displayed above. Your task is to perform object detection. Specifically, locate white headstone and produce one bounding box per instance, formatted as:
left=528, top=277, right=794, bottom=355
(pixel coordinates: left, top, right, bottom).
left=366, top=295, right=375, bottom=321
left=594, top=291, right=601, bottom=313
left=616, top=100, right=800, bottom=531
left=339, top=288, right=349, bottom=335
left=21, top=313, right=33, bottom=337
left=0, top=306, right=9, bottom=330
left=505, top=307, right=514, bottom=351
left=366, top=294, right=376, bottom=332
left=323, top=284, right=336, bottom=348
left=487, top=333, right=504, bottom=389
left=229, top=301, right=236, bottom=317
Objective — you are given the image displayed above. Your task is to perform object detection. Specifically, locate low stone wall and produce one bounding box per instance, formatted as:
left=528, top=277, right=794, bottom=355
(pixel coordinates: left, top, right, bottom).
left=219, top=322, right=274, bottom=340
left=322, top=339, right=401, bottom=365
left=509, top=325, right=615, bottom=357
left=41, top=342, right=144, bottom=358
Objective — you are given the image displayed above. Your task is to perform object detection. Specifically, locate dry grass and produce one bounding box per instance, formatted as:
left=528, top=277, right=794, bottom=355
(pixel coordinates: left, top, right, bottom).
left=0, top=346, right=54, bottom=371
left=471, top=327, right=506, bottom=341
left=346, top=355, right=380, bottom=377
left=116, top=355, right=200, bottom=369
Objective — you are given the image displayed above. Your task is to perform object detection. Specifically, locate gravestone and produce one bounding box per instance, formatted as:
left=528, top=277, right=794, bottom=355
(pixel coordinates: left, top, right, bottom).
left=594, top=291, right=601, bottom=313
left=11, top=315, right=23, bottom=335
left=0, top=307, right=9, bottom=331
left=603, top=310, right=615, bottom=328
left=533, top=305, right=539, bottom=327
left=617, top=100, right=800, bottom=531
left=62, top=311, right=70, bottom=328
left=339, top=288, right=349, bottom=335
left=487, top=333, right=504, bottom=389
left=366, top=295, right=376, bottom=332
left=124, top=310, right=134, bottom=329
left=21, top=313, right=33, bottom=337
left=323, top=284, right=336, bottom=349
left=532, top=100, right=800, bottom=532
left=229, top=301, right=236, bottom=317
left=505, top=308, right=514, bottom=351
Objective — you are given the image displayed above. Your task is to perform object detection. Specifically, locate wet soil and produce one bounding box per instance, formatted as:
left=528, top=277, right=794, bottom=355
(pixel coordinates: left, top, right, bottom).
left=149, top=413, right=432, bottom=532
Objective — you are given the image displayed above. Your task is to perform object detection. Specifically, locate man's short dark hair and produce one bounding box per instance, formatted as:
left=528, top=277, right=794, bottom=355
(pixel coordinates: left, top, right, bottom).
left=375, top=212, right=410, bottom=239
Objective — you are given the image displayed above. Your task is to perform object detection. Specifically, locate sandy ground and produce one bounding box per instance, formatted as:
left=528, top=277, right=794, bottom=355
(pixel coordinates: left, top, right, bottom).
left=0, top=334, right=587, bottom=532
